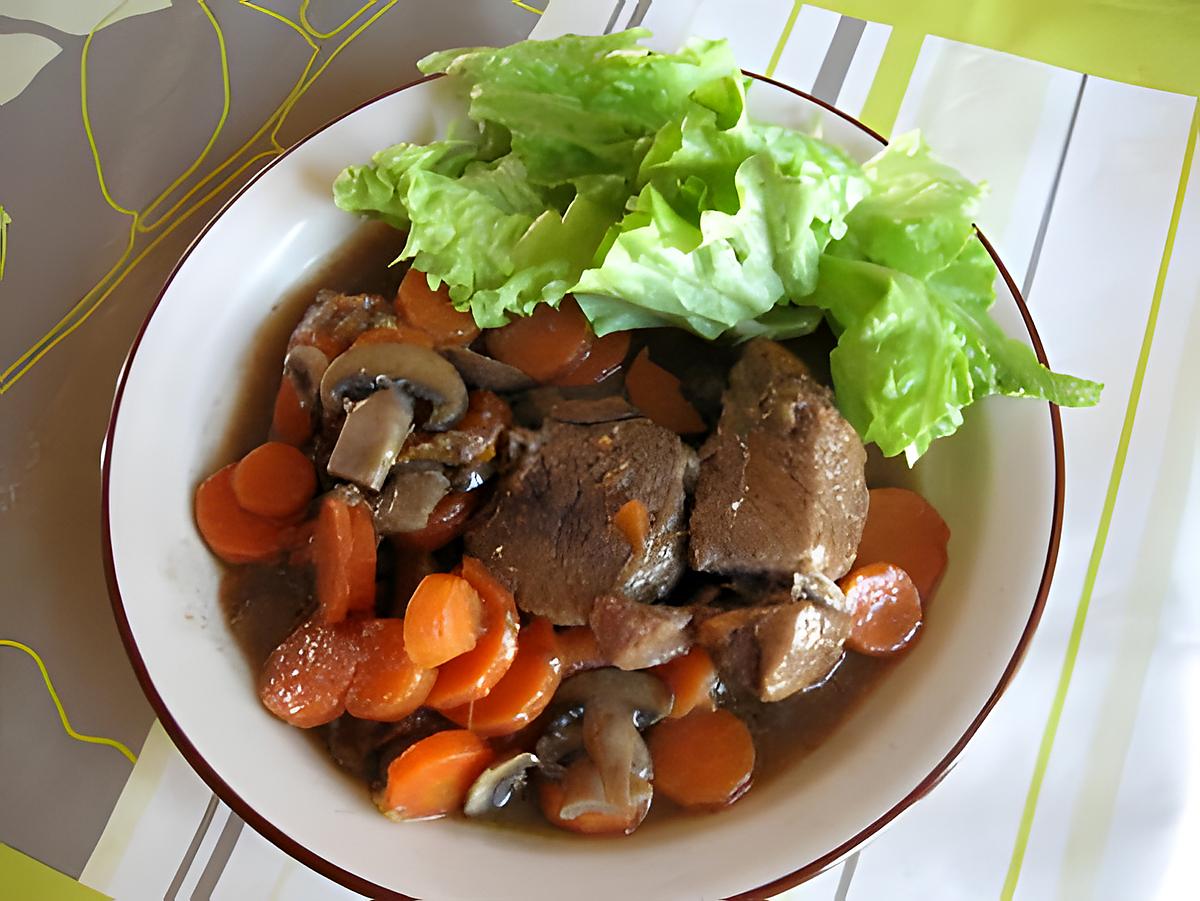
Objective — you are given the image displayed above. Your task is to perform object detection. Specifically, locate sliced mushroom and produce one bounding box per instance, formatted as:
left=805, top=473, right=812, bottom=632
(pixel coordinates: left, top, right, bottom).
left=326, top=386, right=414, bottom=491
left=463, top=752, right=540, bottom=817
left=374, top=469, right=451, bottom=534
left=554, top=757, right=652, bottom=832
left=550, top=668, right=673, bottom=810
left=442, top=346, right=536, bottom=391
left=320, top=343, right=468, bottom=430
left=535, top=715, right=585, bottom=780
left=283, top=344, right=329, bottom=402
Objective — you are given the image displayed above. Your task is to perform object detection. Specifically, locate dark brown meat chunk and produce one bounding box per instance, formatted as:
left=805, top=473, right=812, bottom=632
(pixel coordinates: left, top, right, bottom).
left=287, top=289, right=397, bottom=357
left=465, top=418, right=695, bottom=625
left=689, top=339, right=868, bottom=581
left=695, top=574, right=852, bottom=702
left=589, top=595, right=692, bottom=670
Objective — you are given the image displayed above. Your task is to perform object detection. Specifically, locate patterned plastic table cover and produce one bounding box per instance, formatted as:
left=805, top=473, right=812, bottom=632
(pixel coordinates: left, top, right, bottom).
left=1, top=1, right=1198, bottom=899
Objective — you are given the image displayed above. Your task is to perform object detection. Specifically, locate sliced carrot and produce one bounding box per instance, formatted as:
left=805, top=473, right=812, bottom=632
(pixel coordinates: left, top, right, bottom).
left=485, top=296, right=593, bottom=383
left=652, top=646, right=718, bottom=719
left=457, top=389, right=513, bottom=434
left=346, top=618, right=436, bottom=721
left=647, top=709, right=755, bottom=809
left=538, top=760, right=651, bottom=836
left=403, top=574, right=485, bottom=668
left=286, top=518, right=317, bottom=567
left=396, top=268, right=480, bottom=347
left=442, top=617, right=562, bottom=737
left=854, top=487, right=950, bottom=602
left=556, top=625, right=609, bottom=679
left=391, top=491, right=480, bottom=552
left=625, top=348, right=706, bottom=435
left=195, top=463, right=291, bottom=564
left=259, top=619, right=360, bottom=728
left=612, top=499, right=650, bottom=557
left=351, top=324, right=436, bottom=349
left=270, top=376, right=314, bottom=447
left=425, top=557, right=519, bottom=710
left=839, top=562, right=923, bottom=657
left=231, top=442, right=317, bottom=520
left=554, top=330, right=632, bottom=386
left=376, top=729, right=495, bottom=820
left=314, top=495, right=377, bottom=623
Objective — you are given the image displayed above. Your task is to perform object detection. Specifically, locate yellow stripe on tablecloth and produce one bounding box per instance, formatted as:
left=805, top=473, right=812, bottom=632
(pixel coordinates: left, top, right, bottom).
left=858, top=25, right=922, bottom=137
left=1002, top=98, right=1200, bottom=901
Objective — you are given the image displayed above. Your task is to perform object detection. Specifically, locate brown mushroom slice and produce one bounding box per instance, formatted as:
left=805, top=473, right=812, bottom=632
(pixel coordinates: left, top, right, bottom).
left=442, top=346, right=536, bottom=392
left=551, top=668, right=673, bottom=810
left=283, top=344, right=329, bottom=404
left=556, top=757, right=653, bottom=825
left=326, top=386, right=414, bottom=490
left=463, top=752, right=540, bottom=817
left=320, top=343, right=469, bottom=430
left=535, top=715, right=585, bottom=780
left=374, top=469, right=451, bottom=534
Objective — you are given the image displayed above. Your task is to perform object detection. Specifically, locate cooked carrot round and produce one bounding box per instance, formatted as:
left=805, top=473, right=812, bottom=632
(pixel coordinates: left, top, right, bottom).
left=425, top=557, right=519, bottom=710
left=231, top=442, right=317, bottom=520
left=259, top=619, right=360, bottom=728
left=376, top=730, right=495, bottom=820
left=195, top=463, right=291, bottom=564
left=556, top=625, right=609, bottom=679
left=351, top=325, right=436, bottom=349
left=441, top=617, right=562, bottom=737
left=626, top=348, right=706, bottom=434
left=652, top=646, right=718, bottom=719
left=854, top=487, right=950, bottom=602
left=314, top=495, right=376, bottom=623
left=269, top=377, right=314, bottom=447
left=839, top=562, right=923, bottom=656
left=396, top=268, right=480, bottom=347
left=403, top=573, right=485, bottom=669
left=346, top=619, right=436, bottom=721
left=391, top=491, right=480, bottom=552
left=648, top=709, right=755, bottom=809
left=485, top=296, right=593, bottom=383
left=554, top=330, right=632, bottom=386
left=457, top=389, right=513, bottom=435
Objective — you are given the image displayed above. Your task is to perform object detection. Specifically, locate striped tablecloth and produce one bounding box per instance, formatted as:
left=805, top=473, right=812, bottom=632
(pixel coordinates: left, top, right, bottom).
left=3, top=2, right=1198, bottom=898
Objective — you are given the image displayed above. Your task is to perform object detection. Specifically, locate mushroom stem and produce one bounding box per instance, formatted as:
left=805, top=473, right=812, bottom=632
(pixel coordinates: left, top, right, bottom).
left=326, top=386, right=414, bottom=490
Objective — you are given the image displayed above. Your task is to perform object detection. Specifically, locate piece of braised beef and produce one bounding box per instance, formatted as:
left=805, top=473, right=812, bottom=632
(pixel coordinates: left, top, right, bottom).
left=689, top=339, right=868, bottom=581
left=465, top=418, right=695, bottom=625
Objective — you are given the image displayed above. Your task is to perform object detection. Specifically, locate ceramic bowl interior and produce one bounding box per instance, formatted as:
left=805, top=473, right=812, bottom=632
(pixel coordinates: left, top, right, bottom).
left=104, top=73, right=1061, bottom=900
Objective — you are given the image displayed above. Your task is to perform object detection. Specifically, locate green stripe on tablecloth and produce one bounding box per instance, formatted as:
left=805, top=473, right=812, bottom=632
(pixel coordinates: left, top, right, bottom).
left=858, top=26, right=922, bottom=136
left=1002, top=98, right=1200, bottom=901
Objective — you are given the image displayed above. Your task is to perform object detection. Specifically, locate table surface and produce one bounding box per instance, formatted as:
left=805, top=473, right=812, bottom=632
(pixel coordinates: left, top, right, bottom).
left=2, top=2, right=1199, bottom=899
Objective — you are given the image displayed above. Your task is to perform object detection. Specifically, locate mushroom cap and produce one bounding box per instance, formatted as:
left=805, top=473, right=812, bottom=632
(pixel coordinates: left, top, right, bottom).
left=552, top=667, right=674, bottom=727
left=463, top=751, right=539, bottom=818
left=320, top=342, right=469, bottom=431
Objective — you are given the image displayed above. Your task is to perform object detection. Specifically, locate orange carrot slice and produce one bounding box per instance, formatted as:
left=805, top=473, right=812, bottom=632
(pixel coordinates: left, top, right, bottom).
left=554, top=330, right=631, bottom=386
left=647, top=709, right=755, bottom=809
left=442, top=617, right=562, bottom=737
left=351, top=325, right=436, bottom=349
left=231, top=442, right=317, bottom=520
left=457, top=389, right=514, bottom=434
left=485, top=297, right=593, bottom=383
left=396, top=268, right=479, bottom=348
left=839, top=562, right=923, bottom=657
left=403, top=574, right=485, bottom=668
left=612, top=499, right=650, bottom=557
left=556, top=626, right=609, bottom=679
left=270, top=377, right=314, bottom=447
left=345, top=618, right=436, bottom=721
left=425, top=557, right=519, bottom=710
left=376, top=730, right=495, bottom=820
left=652, top=646, right=718, bottom=719
left=625, top=348, right=706, bottom=434
left=390, top=491, right=480, bottom=552
left=259, top=619, right=360, bottom=728
left=195, top=463, right=290, bottom=564
left=854, top=487, right=950, bottom=602
left=314, top=495, right=376, bottom=623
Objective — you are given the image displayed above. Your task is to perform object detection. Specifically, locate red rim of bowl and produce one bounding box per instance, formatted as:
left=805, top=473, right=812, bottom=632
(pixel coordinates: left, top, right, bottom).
left=101, top=69, right=1065, bottom=901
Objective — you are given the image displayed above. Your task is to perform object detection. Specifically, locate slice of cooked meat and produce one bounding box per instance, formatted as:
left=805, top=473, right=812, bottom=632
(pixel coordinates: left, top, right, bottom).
left=590, top=595, right=692, bottom=670
left=465, top=418, right=695, bottom=625
left=695, top=573, right=852, bottom=702
left=689, top=339, right=868, bottom=581
left=288, top=289, right=397, bottom=357
left=513, top=384, right=638, bottom=429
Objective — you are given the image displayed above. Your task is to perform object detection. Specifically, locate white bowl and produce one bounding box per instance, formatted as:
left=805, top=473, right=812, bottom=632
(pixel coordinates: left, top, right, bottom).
left=102, top=72, right=1064, bottom=900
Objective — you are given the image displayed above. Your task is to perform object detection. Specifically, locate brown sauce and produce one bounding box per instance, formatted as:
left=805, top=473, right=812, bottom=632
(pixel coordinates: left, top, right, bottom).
left=216, top=227, right=911, bottom=834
